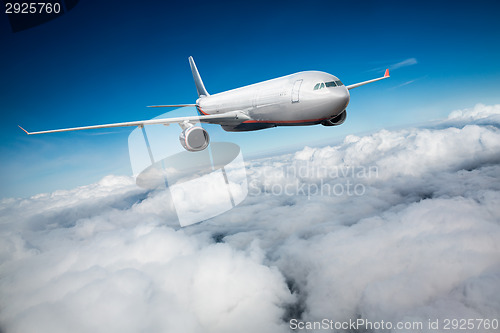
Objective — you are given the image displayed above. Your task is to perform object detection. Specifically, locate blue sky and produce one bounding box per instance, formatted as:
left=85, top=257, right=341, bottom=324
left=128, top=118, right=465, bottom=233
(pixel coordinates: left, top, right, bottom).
left=1, top=0, right=500, bottom=198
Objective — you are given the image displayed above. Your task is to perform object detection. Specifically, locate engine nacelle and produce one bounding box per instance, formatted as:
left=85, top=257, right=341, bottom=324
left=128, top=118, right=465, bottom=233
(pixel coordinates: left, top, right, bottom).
left=179, top=126, right=210, bottom=151
left=321, top=110, right=347, bottom=127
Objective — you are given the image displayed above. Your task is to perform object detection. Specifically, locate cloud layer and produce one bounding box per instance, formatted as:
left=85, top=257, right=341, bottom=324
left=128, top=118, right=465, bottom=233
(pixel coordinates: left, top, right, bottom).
left=1, top=104, right=500, bottom=332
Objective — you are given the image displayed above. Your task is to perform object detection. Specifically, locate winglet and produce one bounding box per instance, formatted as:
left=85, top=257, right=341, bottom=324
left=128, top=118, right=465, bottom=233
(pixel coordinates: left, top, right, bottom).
left=18, top=125, right=30, bottom=135
left=384, top=69, right=390, bottom=78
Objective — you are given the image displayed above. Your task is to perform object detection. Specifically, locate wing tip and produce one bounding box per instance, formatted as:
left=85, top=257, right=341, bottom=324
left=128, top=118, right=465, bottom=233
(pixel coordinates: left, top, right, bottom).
left=384, top=69, right=390, bottom=77
left=18, top=125, right=30, bottom=134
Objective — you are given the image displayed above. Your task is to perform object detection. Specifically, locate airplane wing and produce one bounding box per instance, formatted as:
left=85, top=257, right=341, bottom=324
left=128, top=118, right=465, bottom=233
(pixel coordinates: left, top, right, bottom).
left=19, top=111, right=250, bottom=135
left=346, top=69, right=390, bottom=90
left=147, top=104, right=197, bottom=108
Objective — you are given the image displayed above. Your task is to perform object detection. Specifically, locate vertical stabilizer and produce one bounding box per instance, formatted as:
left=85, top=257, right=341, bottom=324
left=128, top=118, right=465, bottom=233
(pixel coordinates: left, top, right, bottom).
left=189, top=56, right=210, bottom=97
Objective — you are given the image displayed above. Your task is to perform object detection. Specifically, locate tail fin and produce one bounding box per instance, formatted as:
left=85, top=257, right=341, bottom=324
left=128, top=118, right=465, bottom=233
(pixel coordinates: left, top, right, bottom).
left=189, top=56, right=209, bottom=97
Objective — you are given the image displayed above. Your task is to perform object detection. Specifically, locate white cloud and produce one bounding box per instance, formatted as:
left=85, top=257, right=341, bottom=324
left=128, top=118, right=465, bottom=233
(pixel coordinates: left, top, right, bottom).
left=1, top=103, right=500, bottom=332
left=443, top=103, right=500, bottom=130
left=448, top=103, right=500, bottom=120
left=389, top=58, right=418, bottom=70
left=390, top=78, right=419, bottom=89
left=370, top=58, right=418, bottom=74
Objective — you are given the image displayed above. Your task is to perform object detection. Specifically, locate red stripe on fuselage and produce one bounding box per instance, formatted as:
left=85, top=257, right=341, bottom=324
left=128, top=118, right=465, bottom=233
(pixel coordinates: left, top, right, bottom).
left=242, top=117, right=327, bottom=124
left=197, top=107, right=327, bottom=124
left=196, top=106, right=210, bottom=116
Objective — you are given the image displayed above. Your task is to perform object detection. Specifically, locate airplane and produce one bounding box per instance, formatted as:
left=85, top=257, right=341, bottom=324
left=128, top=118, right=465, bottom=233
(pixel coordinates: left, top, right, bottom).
left=19, top=57, right=389, bottom=152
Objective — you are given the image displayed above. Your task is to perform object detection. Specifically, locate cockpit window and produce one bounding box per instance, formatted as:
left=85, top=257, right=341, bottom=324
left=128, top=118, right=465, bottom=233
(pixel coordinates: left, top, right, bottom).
left=315, top=81, right=341, bottom=90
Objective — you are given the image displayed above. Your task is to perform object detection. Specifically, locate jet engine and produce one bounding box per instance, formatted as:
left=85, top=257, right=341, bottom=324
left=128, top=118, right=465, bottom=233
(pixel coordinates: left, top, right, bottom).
left=179, top=126, right=210, bottom=151
left=321, top=110, right=347, bottom=126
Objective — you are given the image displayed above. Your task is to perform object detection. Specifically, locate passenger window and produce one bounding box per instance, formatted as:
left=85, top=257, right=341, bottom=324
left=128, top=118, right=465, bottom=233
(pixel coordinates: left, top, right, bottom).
left=314, top=83, right=320, bottom=90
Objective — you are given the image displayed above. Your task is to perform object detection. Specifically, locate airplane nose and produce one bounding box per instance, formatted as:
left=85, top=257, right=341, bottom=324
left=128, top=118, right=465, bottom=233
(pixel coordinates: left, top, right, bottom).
left=330, top=87, right=350, bottom=112
left=342, top=87, right=350, bottom=109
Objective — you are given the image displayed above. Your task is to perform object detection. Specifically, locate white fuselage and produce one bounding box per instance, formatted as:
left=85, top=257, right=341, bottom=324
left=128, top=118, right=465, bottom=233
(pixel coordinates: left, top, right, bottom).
left=196, top=71, right=350, bottom=131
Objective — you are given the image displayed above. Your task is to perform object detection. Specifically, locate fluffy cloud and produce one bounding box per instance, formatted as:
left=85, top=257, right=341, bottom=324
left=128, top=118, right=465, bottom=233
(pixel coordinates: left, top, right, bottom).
left=1, top=104, right=500, bottom=332
left=0, top=181, right=292, bottom=333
